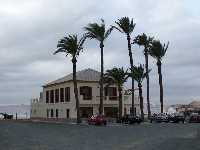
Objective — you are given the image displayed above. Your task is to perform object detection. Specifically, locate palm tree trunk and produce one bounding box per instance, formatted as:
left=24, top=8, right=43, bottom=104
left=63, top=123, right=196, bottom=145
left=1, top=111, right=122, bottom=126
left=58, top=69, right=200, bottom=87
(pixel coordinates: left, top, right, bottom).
left=72, top=58, right=81, bottom=124
left=127, top=34, right=135, bottom=116
left=99, top=42, right=104, bottom=115
left=118, top=86, right=123, bottom=119
left=138, top=83, right=144, bottom=120
left=157, top=60, right=164, bottom=113
left=144, top=51, right=151, bottom=119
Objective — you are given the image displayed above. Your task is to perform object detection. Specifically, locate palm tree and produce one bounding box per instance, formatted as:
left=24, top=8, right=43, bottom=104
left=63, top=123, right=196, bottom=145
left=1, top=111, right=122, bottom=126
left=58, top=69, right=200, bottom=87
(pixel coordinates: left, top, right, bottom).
left=134, top=33, right=154, bottom=119
left=149, top=40, right=169, bottom=113
left=84, top=19, right=113, bottom=115
left=113, top=17, right=136, bottom=116
left=129, top=65, right=150, bottom=120
left=54, top=34, right=87, bottom=124
left=104, top=67, right=129, bottom=119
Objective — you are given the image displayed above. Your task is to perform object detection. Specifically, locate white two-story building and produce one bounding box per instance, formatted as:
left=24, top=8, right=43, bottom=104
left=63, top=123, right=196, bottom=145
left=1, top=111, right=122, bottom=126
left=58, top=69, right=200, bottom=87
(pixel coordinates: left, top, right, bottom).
left=30, top=68, right=140, bottom=119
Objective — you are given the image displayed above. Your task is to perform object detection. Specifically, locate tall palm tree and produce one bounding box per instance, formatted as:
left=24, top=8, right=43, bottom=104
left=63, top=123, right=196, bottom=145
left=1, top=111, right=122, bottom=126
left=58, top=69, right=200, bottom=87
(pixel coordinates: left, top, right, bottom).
left=129, top=65, right=150, bottom=120
left=149, top=40, right=169, bottom=113
left=84, top=19, right=113, bottom=115
left=104, top=67, right=129, bottom=119
left=113, top=17, right=136, bottom=116
left=134, top=33, right=154, bottom=119
left=54, top=34, right=87, bottom=124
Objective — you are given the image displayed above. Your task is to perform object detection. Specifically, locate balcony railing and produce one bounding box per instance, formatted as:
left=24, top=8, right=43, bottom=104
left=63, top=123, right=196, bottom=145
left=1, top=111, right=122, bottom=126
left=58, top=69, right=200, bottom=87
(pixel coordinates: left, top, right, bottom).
left=79, top=95, right=119, bottom=105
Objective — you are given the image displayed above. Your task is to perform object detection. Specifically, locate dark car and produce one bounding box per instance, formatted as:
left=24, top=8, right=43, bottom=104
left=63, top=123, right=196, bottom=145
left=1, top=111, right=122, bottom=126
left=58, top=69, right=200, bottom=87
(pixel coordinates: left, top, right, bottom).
left=120, top=115, right=142, bottom=124
left=189, top=114, right=200, bottom=123
left=0, top=113, right=13, bottom=120
left=88, top=115, right=107, bottom=125
left=168, top=113, right=185, bottom=123
left=150, top=113, right=169, bottom=123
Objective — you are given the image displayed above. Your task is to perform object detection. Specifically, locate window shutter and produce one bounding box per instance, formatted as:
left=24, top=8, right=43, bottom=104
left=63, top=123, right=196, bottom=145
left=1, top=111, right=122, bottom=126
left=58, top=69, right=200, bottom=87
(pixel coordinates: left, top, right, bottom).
left=113, top=87, right=117, bottom=96
left=104, top=87, right=108, bottom=96
left=89, top=87, right=92, bottom=99
left=68, top=87, right=70, bottom=101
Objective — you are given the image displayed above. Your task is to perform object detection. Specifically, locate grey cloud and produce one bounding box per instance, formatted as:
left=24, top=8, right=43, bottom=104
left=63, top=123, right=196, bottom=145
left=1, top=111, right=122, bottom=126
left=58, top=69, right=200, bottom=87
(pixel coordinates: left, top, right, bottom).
left=0, top=0, right=200, bottom=105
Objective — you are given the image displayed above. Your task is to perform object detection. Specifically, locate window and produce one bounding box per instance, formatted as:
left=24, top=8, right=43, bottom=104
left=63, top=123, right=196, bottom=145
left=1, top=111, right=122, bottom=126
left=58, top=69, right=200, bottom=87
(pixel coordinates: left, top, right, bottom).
left=124, top=108, right=127, bottom=115
left=60, top=88, right=64, bottom=102
left=55, top=89, right=59, bottom=103
left=65, top=87, right=70, bottom=102
left=50, top=109, right=54, bottom=118
left=47, top=109, right=49, bottom=118
left=56, top=109, right=59, bottom=118
left=50, top=90, right=54, bottom=103
left=66, top=109, right=70, bottom=119
left=46, top=91, right=49, bottom=103
left=104, top=87, right=117, bottom=100
left=33, top=109, right=36, bottom=114
left=80, top=86, right=92, bottom=100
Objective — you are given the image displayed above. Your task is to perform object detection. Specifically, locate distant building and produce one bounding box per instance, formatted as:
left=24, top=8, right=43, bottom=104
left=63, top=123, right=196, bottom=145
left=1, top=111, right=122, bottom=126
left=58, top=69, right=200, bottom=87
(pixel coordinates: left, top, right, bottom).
left=30, top=68, right=140, bottom=119
left=170, top=101, right=200, bottom=114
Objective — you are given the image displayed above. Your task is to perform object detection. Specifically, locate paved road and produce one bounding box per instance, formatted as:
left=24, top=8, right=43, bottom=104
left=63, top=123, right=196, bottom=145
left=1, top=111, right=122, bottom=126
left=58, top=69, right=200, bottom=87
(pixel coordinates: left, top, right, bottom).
left=0, top=121, right=199, bottom=150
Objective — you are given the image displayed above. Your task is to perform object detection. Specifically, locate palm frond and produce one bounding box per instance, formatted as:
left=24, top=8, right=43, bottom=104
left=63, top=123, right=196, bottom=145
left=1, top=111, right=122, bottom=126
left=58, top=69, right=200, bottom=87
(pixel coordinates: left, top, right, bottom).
left=105, top=67, right=128, bottom=87
left=84, top=21, right=104, bottom=41
left=129, top=18, right=136, bottom=34
left=78, top=34, right=87, bottom=50
left=53, top=48, right=66, bottom=55
left=112, top=25, right=123, bottom=33
left=134, top=33, right=154, bottom=50
left=104, top=26, right=114, bottom=39
left=54, top=34, right=86, bottom=60
left=115, top=17, right=136, bottom=34
left=163, top=41, right=169, bottom=55
left=103, top=75, right=115, bottom=88
left=84, top=32, right=97, bottom=39
left=129, top=64, right=148, bottom=84
left=142, top=69, right=151, bottom=79
left=149, top=40, right=169, bottom=60
left=134, top=33, right=147, bottom=46
left=84, top=19, right=112, bottom=42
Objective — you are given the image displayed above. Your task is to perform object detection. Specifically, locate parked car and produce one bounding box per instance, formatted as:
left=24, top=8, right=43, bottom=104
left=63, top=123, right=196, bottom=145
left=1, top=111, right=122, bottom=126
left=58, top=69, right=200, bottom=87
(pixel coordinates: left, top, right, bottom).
left=150, top=113, right=169, bottom=123
left=189, top=114, right=200, bottom=123
left=0, top=113, right=13, bottom=120
left=119, top=115, right=142, bottom=124
left=168, top=113, right=185, bottom=123
left=88, top=115, right=107, bottom=125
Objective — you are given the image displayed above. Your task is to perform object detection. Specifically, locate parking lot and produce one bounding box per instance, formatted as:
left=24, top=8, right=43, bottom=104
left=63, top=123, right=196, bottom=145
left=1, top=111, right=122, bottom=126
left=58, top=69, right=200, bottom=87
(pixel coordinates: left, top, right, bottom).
left=0, top=120, right=199, bottom=150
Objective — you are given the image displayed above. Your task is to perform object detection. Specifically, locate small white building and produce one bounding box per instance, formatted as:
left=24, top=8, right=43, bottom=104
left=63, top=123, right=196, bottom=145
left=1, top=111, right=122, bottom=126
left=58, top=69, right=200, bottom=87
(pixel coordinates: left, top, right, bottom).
left=30, top=68, right=140, bottom=119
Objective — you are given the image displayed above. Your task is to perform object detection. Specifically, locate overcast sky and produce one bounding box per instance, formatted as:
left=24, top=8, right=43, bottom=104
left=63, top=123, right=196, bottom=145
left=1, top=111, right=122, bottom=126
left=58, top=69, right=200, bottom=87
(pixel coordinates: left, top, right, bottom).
left=0, top=0, right=200, bottom=105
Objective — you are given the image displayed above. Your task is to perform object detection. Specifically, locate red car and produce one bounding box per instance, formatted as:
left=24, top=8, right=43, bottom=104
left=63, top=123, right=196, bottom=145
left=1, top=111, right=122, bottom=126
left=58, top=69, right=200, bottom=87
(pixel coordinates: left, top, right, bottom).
left=88, top=115, right=107, bottom=125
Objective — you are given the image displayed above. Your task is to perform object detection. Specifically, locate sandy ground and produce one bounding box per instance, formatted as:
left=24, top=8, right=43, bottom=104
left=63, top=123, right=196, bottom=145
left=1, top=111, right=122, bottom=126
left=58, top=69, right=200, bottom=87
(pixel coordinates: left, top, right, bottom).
left=0, top=120, right=199, bottom=150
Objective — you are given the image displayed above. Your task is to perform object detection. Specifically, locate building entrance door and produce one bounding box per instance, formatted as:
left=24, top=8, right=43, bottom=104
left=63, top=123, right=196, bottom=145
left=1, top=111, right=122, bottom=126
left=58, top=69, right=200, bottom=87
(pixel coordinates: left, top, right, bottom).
left=104, top=107, right=118, bottom=118
left=80, top=107, right=93, bottom=118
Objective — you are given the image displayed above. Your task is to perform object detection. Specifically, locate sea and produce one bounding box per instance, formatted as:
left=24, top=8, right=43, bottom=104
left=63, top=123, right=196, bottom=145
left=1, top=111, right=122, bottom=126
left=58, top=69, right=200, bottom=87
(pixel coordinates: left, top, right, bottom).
left=0, top=104, right=30, bottom=119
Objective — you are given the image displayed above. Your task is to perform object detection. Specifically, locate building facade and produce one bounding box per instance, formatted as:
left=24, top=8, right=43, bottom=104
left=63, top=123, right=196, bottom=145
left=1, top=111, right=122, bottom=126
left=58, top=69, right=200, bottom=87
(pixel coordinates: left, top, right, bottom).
left=30, top=69, right=140, bottom=119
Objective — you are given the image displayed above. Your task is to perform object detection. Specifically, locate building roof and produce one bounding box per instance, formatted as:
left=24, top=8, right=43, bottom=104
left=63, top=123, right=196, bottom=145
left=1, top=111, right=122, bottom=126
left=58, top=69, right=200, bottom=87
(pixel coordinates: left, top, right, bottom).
left=44, top=68, right=100, bottom=87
